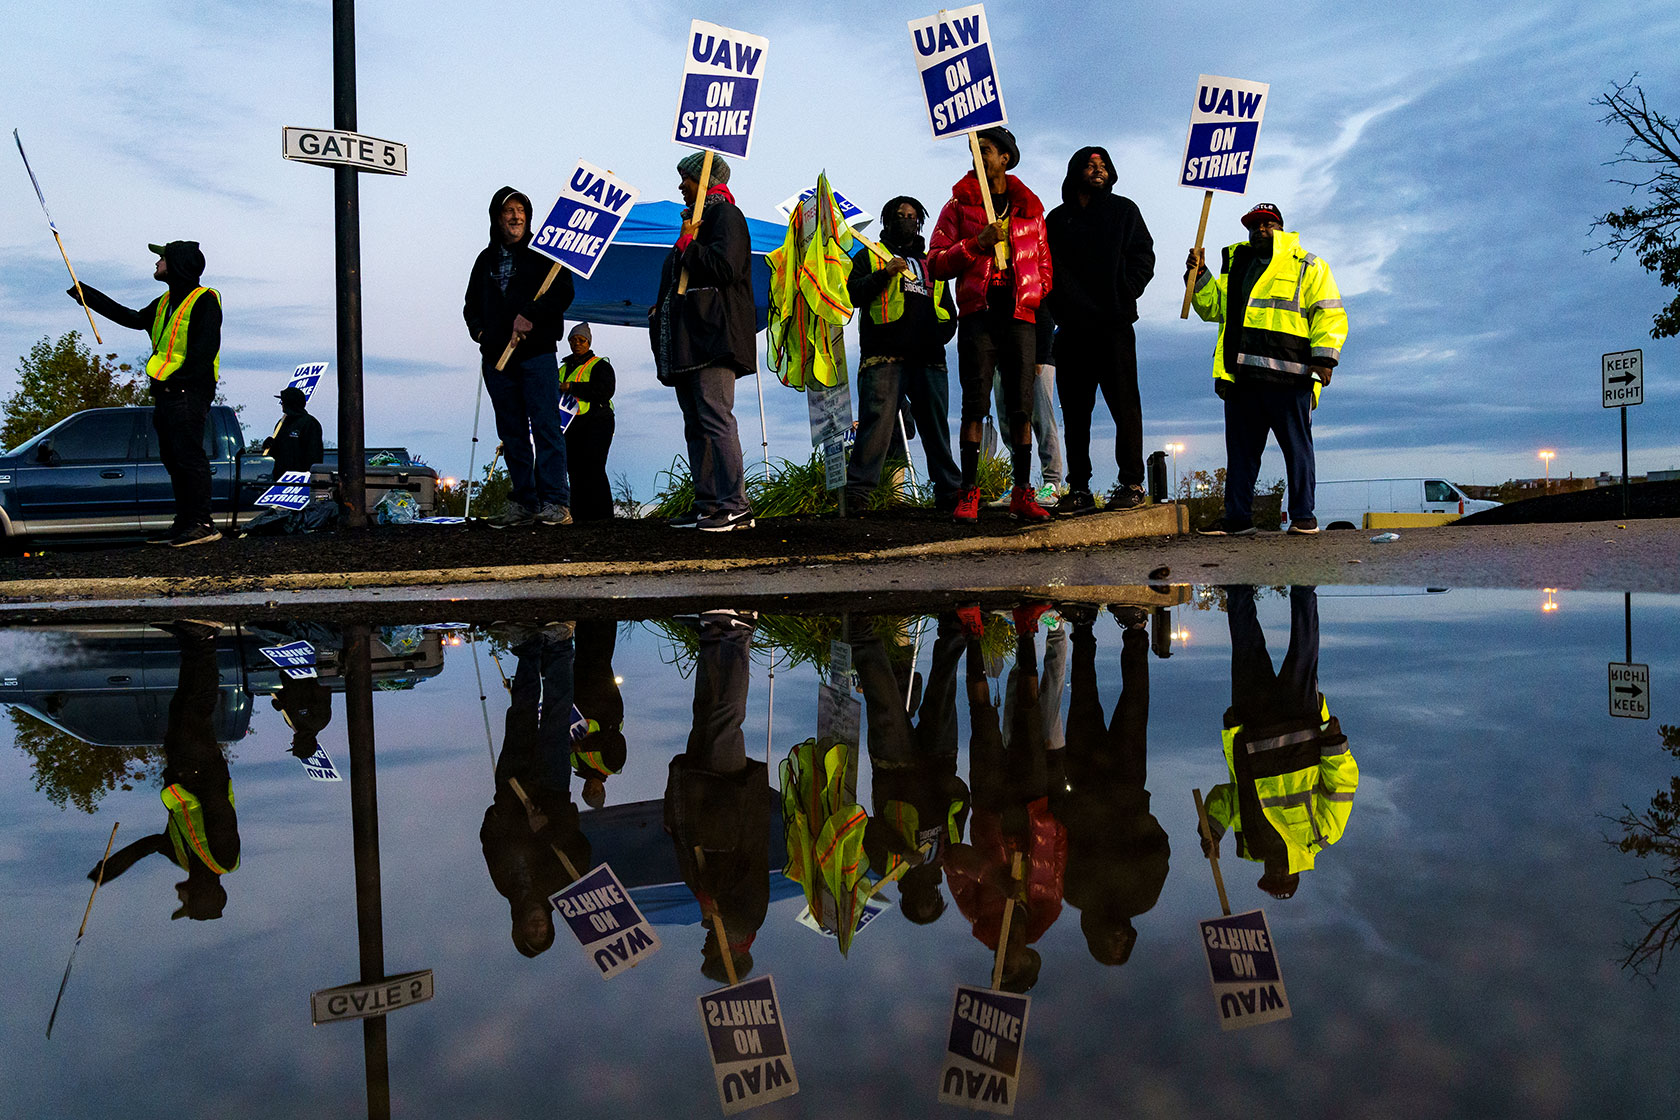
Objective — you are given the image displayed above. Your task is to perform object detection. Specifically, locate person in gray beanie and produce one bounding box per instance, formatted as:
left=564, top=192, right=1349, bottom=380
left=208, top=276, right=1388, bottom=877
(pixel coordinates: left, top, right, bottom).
left=649, top=152, right=757, bottom=532
left=559, top=321, right=617, bottom=520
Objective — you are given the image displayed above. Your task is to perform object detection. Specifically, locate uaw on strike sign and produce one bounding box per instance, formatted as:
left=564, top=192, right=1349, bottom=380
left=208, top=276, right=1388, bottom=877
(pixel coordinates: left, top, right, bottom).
left=673, top=21, right=769, bottom=159
left=530, top=162, right=640, bottom=281
left=909, top=5, right=1007, bottom=139
left=1180, top=74, right=1269, bottom=194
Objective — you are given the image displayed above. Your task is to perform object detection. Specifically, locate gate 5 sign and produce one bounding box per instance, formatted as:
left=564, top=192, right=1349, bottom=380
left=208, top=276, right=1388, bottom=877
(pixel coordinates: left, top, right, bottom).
left=908, top=4, right=1007, bottom=139
left=531, top=162, right=641, bottom=281
left=282, top=127, right=407, bottom=175
left=1602, top=349, right=1644, bottom=408
left=1179, top=75, right=1269, bottom=194
left=1609, top=662, right=1650, bottom=719
left=674, top=20, right=769, bottom=159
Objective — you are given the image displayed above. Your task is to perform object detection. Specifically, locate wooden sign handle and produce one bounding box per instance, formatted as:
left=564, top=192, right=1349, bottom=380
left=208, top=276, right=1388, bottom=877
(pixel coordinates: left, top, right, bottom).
left=990, top=851, right=1024, bottom=990
left=676, top=149, right=715, bottom=296
left=1192, top=787, right=1232, bottom=917
left=694, top=845, right=739, bottom=985
left=967, top=132, right=1009, bottom=271
left=494, top=262, right=566, bottom=372
left=507, top=776, right=581, bottom=881
left=1179, top=189, right=1213, bottom=320
left=57, top=231, right=102, bottom=344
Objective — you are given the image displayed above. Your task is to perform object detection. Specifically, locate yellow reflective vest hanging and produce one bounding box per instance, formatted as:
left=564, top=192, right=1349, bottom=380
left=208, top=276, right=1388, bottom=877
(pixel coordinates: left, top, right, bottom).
left=162, top=781, right=239, bottom=875
left=1190, top=231, right=1345, bottom=407
left=146, top=286, right=221, bottom=384
left=1204, top=694, right=1356, bottom=875
left=780, top=737, right=873, bottom=954
left=560, top=355, right=608, bottom=415
left=767, top=176, right=855, bottom=391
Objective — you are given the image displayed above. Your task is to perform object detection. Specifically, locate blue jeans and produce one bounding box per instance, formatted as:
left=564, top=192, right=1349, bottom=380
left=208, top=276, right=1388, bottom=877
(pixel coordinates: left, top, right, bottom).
left=674, top=366, right=749, bottom=516
left=483, top=352, right=568, bottom=510
left=1223, top=380, right=1314, bottom=523
left=847, top=360, right=961, bottom=505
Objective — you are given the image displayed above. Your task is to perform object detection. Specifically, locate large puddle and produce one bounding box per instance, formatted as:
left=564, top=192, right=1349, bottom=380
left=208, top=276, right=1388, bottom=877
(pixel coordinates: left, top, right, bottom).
left=2, top=587, right=1676, bottom=1118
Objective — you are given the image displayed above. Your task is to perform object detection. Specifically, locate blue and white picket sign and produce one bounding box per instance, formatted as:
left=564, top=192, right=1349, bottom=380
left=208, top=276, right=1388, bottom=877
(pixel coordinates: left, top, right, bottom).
left=558, top=394, right=581, bottom=433
left=256, top=470, right=313, bottom=511
left=550, top=863, right=662, bottom=980
left=1179, top=74, right=1269, bottom=194
left=1199, top=908, right=1291, bottom=1030
left=259, top=639, right=318, bottom=680
left=413, top=516, right=467, bottom=525
left=673, top=20, right=769, bottom=160
left=299, top=745, right=342, bottom=783
left=796, top=895, right=890, bottom=939
left=568, top=703, right=589, bottom=742
left=938, top=985, right=1031, bottom=1115
left=531, top=161, right=642, bottom=281
left=698, top=975, right=799, bottom=1115
left=776, top=187, right=872, bottom=231
left=908, top=5, right=1007, bottom=140
left=285, top=361, right=327, bottom=403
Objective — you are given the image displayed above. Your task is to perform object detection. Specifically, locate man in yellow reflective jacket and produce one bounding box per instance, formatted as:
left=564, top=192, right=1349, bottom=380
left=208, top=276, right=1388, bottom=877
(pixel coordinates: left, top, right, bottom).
left=1203, top=586, right=1356, bottom=899
left=70, top=240, right=224, bottom=546
left=1187, top=205, right=1348, bottom=536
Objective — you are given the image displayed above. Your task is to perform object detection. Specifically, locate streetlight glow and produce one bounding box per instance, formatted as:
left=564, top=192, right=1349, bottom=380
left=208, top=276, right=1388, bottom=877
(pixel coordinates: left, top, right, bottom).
left=1164, top=442, right=1185, bottom=498
left=1538, top=450, right=1555, bottom=494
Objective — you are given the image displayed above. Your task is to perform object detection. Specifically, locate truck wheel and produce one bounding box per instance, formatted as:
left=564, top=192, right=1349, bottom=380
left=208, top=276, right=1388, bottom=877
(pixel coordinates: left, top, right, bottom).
left=1326, top=522, right=1357, bottom=531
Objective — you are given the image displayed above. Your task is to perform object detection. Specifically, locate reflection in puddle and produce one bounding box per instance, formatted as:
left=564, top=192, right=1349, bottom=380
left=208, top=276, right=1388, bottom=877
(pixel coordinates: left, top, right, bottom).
left=2, top=588, right=1677, bottom=1118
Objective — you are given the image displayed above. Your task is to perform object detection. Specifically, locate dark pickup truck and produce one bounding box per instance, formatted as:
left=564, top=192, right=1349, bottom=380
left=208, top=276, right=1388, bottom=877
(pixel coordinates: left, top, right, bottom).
left=0, top=406, right=439, bottom=549
left=0, top=405, right=267, bottom=549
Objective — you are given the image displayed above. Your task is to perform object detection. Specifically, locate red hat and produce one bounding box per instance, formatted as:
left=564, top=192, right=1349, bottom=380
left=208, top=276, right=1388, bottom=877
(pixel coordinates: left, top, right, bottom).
left=1241, top=203, right=1283, bottom=230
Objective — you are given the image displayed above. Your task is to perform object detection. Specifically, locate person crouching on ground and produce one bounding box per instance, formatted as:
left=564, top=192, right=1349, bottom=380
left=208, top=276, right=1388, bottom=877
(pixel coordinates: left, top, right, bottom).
left=650, top=152, right=757, bottom=533
left=463, top=186, right=576, bottom=528
left=928, top=126, right=1054, bottom=525
left=559, top=322, right=617, bottom=521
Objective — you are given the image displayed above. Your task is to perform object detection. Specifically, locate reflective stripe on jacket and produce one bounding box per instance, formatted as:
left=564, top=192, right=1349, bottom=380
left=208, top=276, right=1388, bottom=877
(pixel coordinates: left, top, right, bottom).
left=867, top=265, right=951, bottom=327
left=561, top=355, right=607, bottom=415
left=162, top=781, right=239, bottom=874
left=1205, top=696, right=1356, bottom=874
left=1190, top=231, right=1345, bottom=407
left=147, top=286, right=221, bottom=383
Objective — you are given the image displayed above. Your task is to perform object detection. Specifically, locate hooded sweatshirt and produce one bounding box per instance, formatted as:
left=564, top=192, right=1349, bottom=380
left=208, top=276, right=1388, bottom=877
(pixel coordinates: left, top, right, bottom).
left=463, top=186, right=576, bottom=364
left=846, top=219, right=958, bottom=365
left=1045, top=146, right=1155, bottom=327
left=77, top=241, right=222, bottom=399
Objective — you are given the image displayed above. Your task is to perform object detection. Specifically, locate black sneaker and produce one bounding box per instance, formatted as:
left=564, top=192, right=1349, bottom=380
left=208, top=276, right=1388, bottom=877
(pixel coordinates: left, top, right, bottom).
left=1197, top=517, right=1256, bottom=537
left=1058, top=488, right=1097, bottom=516
left=488, top=502, right=536, bottom=529
left=668, top=508, right=701, bottom=530
left=1109, top=605, right=1150, bottom=629
left=1287, top=517, right=1320, bottom=535
left=1105, top=484, right=1147, bottom=511
left=168, top=524, right=223, bottom=547
left=698, top=509, right=755, bottom=532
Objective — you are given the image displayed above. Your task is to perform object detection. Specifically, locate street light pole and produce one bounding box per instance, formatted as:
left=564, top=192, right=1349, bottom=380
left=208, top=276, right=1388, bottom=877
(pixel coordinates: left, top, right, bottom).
left=1538, top=450, right=1555, bottom=495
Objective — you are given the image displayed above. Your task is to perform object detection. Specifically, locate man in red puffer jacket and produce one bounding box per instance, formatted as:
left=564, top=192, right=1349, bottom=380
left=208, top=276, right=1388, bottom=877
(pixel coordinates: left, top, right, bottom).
left=928, top=126, right=1054, bottom=525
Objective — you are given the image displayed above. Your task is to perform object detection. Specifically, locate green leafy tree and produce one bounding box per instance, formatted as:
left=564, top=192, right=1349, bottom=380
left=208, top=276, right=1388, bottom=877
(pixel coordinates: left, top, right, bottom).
left=2, top=331, right=147, bottom=449
left=7, top=707, right=164, bottom=814
left=1592, top=78, right=1680, bottom=338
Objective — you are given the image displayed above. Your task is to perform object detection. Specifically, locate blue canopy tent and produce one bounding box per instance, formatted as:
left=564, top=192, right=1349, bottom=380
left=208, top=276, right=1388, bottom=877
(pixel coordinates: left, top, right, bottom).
left=566, top=199, right=787, bottom=330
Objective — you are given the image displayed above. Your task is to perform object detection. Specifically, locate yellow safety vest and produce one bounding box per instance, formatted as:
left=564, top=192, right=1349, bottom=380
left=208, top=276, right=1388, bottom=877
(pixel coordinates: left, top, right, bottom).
left=560, top=355, right=610, bottom=416
left=146, top=286, right=221, bottom=383
left=866, top=260, right=951, bottom=327
left=162, top=781, right=239, bottom=875
left=1190, top=231, right=1345, bottom=407
left=571, top=719, right=623, bottom=776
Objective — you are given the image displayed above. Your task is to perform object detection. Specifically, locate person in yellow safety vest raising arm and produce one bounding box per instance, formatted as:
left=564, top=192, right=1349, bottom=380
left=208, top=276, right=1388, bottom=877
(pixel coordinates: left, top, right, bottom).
left=68, top=240, right=224, bottom=546
left=843, top=196, right=961, bottom=512
left=558, top=323, right=617, bottom=521
left=1186, top=204, right=1348, bottom=536
left=1201, top=586, right=1357, bottom=899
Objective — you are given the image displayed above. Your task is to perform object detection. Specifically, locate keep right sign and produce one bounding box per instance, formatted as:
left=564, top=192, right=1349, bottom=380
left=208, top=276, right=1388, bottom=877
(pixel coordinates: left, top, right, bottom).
left=1602, top=349, right=1644, bottom=408
left=1609, top=662, right=1650, bottom=719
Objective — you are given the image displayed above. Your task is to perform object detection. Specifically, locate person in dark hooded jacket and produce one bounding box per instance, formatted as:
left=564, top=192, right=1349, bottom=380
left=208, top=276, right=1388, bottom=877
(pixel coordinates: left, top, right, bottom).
left=1045, top=147, right=1155, bottom=515
left=464, top=186, right=577, bottom=528
left=69, top=240, right=224, bottom=546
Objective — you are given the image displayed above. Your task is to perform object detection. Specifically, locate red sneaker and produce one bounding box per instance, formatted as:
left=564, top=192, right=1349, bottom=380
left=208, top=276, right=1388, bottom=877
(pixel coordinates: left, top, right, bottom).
left=952, top=486, right=982, bottom=523
left=1009, top=486, right=1051, bottom=523
left=1011, top=603, right=1052, bottom=635
left=956, top=605, right=985, bottom=638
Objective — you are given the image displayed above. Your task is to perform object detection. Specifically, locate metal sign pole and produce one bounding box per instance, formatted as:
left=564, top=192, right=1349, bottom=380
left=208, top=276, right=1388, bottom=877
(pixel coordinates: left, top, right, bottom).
left=334, top=0, right=368, bottom=529
left=1622, top=406, right=1629, bottom=519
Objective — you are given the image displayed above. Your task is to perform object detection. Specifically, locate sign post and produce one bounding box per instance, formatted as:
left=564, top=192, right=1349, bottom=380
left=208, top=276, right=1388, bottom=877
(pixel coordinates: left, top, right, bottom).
left=1602, top=348, right=1643, bottom=518
left=1177, top=74, right=1270, bottom=318
left=909, top=5, right=1010, bottom=270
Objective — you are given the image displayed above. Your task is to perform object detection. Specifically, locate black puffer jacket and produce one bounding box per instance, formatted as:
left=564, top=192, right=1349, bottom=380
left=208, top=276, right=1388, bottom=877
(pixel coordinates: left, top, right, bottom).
left=1046, top=146, right=1155, bottom=327
left=463, top=186, right=576, bottom=365
left=650, top=189, right=757, bottom=381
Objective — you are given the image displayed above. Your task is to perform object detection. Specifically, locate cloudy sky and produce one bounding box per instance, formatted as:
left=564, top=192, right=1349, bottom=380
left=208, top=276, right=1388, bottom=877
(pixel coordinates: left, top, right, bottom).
left=4, top=0, right=1678, bottom=498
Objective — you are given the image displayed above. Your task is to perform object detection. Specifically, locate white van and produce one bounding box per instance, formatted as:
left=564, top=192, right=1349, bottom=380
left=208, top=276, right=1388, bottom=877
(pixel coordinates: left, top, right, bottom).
left=1307, top=478, right=1500, bottom=530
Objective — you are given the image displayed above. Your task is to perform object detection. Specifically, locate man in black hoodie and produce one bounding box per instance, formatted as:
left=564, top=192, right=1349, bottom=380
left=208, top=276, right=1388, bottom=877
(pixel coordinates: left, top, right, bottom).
left=464, top=187, right=577, bottom=528
left=1045, top=148, right=1155, bottom=514
left=844, top=197, right=961, bottom=511
left=262, top=386, right=324, bottom=481
left=69, top=241, right=223, bottom=546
